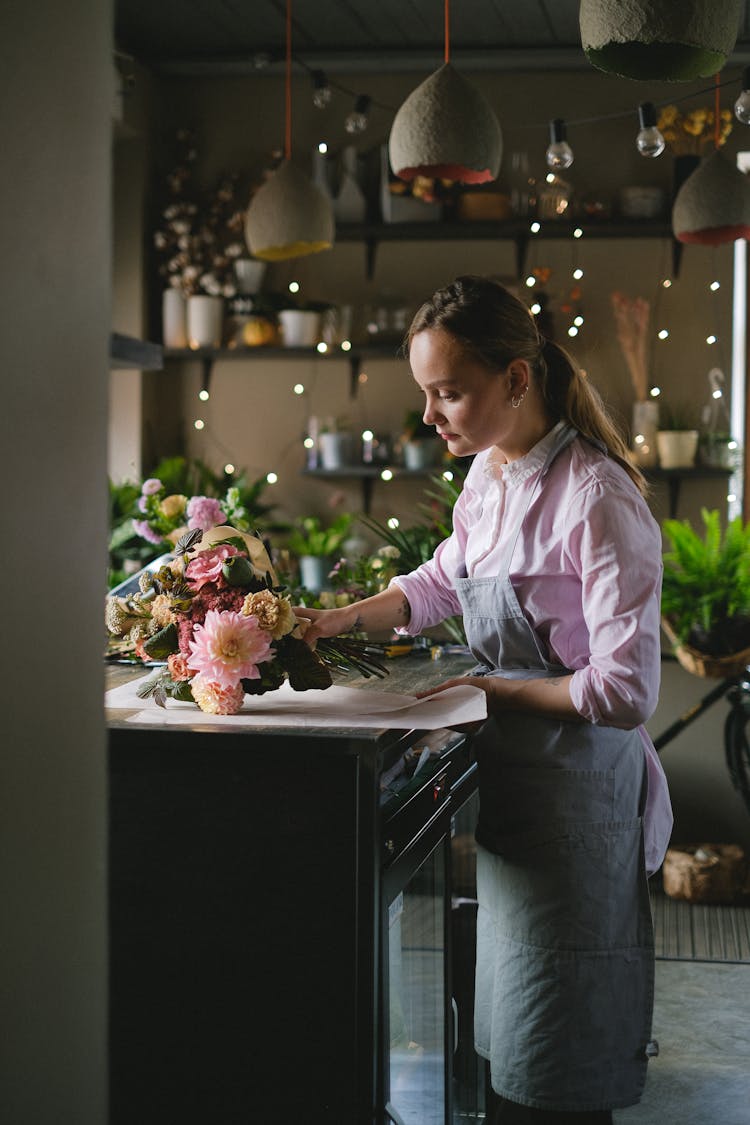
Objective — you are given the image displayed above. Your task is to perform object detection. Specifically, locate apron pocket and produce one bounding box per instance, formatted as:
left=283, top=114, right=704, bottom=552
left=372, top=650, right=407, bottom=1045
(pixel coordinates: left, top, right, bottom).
left=476, top=763, right=617, bottom=836
left=477, top=820, right=646, bottom=950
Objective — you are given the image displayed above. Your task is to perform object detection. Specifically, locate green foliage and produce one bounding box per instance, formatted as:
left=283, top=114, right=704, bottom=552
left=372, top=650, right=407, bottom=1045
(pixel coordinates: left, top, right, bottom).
left=286, top=513, right=354, bottom=558
left=662, top=508, right=750, bottom=655
left=361, top=465, right=469, bottom=645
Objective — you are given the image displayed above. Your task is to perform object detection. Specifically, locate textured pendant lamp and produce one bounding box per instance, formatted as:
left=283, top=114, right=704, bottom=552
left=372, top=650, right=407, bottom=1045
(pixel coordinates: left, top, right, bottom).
left=244, top=0, right=333, bottom=261
left=388, top=0, right=501, bottom=183
left=580, top=0, right=741, bottom=81
left=672, top=151, right=750, bottom=244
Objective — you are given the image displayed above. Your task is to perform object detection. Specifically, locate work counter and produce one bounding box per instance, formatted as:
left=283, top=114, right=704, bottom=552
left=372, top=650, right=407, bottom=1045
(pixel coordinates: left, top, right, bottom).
left=106, top=652, right=480, bottom=1124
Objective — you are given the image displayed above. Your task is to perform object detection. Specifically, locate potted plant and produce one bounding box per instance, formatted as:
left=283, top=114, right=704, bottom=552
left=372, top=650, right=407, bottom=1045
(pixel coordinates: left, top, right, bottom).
left=401, top=409, right=442, bottom=470
left=656, top=402, right=700, bottom=469
left=286, top=513, right=354, bottom=592
left=661, top=507, right=750, bottom=677
left=318, top=416, right=354, bottom=469
left=698, top=431, right=740, bottom=470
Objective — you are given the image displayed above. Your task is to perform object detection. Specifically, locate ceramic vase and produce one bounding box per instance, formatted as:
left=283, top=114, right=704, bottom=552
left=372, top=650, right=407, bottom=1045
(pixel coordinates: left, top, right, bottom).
left=657, top=430, right=699, bottom=469
left=162, top=288, right=188, bottom=348
left=299, top=555, right=331, bottom=593
left=319, top=431, right=353, bottom=469
left=187, top=295, right=224, bottom=349
left=279, top=309, right=320, bottom=348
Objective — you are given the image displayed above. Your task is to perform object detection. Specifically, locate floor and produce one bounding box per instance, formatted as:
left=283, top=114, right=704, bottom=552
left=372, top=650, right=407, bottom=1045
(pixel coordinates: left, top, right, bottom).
left=613, top=960, right=750, bottom=1125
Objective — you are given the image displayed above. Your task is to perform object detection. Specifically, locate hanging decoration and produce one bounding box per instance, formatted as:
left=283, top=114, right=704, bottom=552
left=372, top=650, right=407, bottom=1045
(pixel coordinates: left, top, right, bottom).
left=579, top=0, right=741, bottom=81
left=244, top=0, right=334, bottom=261
left=672, top=78, right=750, bottom=245
left=387, top=0, right=502, bottom=184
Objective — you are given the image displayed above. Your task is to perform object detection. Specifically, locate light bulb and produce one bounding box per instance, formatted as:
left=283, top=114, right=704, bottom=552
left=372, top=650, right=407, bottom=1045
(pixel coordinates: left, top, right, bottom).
left=735, top=68, right=750, bottom=124
left=312, top=70, right=332, bottom=110
left=636, top=102, right=665, bottom=158
left=546, top=119, right=574, bottom=170
left=345, top=95, right=371, bottom=134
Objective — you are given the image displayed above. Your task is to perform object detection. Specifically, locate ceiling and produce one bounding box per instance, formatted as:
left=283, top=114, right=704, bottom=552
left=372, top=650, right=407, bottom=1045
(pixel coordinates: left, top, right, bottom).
left=115, top=0, right=750, bottom=76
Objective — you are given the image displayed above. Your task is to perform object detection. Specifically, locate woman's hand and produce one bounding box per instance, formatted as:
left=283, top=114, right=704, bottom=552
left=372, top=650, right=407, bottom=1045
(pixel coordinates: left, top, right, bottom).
left=292, top=604, right=357, bottom=647
left=417, top=672, right=581, bottom=723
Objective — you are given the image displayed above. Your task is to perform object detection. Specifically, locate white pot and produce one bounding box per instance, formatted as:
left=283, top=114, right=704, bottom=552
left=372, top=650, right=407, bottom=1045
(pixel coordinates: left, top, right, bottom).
left=187, top=295, right=224, bottom=349
left=279, top=309, right=320, bottom=348
left=162, top=288, right=188, bottom=348
left=233, top=258, right=267, bottom=295
left=657, top=430, right=699, bottom=470
left=319, top=431, right=353, bottom=470
left=631, top=400, right=659, bottom=468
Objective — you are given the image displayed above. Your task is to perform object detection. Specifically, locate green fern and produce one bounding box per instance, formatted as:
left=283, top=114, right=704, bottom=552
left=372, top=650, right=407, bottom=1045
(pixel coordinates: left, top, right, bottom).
left=662, top=508, right=750, bottom=655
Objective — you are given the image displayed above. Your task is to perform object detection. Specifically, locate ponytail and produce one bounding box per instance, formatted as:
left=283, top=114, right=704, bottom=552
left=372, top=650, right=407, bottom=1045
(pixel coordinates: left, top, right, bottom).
left=540, top=339, right=648, bottom=495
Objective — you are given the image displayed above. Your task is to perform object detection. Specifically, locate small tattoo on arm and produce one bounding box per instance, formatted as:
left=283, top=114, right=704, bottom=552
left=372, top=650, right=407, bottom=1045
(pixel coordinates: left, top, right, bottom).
left=399, top=595, right=411, bottom=623
left=353, top=614, right=363, bottom=631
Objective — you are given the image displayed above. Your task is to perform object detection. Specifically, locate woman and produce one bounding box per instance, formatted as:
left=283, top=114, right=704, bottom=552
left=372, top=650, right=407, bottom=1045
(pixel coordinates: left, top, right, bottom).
left=296, top=276, right=672, bottom=1123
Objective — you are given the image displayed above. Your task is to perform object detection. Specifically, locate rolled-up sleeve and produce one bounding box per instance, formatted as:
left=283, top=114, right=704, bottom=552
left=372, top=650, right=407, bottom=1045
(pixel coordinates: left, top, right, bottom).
left=389, top=478, right=475, bottom=634
left=565, top=480, right=663, bottom=728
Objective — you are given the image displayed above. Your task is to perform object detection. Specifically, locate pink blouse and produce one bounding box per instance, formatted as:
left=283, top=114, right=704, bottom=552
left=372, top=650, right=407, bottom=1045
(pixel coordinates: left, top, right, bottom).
left=393, top=425, right=673, bottom=873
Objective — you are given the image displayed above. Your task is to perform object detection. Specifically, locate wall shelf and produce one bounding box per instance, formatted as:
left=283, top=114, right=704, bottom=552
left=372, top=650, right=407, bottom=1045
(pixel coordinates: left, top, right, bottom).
left=302, top=464, right=440, bottom=514
left=164, top=342, right=404, bottom=395
left=645, top=465, right=733, bottom=518
left=334, top=218, right=677, bottom=279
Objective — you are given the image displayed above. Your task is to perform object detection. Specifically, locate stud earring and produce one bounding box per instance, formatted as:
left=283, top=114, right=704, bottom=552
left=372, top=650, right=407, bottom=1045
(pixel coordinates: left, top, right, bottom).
left=511, top=392, right=526, bottom=409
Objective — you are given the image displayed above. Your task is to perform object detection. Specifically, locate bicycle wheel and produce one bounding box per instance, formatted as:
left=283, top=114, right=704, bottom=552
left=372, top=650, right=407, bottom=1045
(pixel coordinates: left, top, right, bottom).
left=724, top=687, right=750, bottom=815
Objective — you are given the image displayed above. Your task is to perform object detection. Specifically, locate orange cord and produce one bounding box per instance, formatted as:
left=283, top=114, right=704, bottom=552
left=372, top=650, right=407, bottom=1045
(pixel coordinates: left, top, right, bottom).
left=714, top=72, right=720, bottom=150
left=285, top=0, right=292, bottom=160
left=444, top=0, right=450, bottom=64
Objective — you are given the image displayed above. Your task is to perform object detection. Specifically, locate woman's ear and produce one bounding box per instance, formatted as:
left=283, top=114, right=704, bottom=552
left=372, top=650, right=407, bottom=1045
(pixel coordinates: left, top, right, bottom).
left=507, top=358, right=531, bottom=398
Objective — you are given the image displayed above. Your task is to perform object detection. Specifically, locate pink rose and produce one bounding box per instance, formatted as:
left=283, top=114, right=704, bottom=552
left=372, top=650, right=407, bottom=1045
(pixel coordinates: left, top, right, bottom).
left=187, top=495, right=224, bottom=532
left=185, top=544, right=241, bottom=591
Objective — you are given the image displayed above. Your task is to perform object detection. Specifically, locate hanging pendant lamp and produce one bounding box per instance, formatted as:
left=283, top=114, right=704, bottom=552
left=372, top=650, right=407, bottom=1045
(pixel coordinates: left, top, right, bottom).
left=672, top=150, right=750, bottom=244
left=244, top=0, right=333, bottom=261
left=388, top=1, right=501, bottom=183
left=579, top=0, right=741, bottom=81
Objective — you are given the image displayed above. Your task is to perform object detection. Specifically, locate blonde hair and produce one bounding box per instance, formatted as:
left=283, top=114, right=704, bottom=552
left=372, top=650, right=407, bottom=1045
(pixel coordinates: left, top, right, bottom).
left=407, top=275, right=647, bottom=495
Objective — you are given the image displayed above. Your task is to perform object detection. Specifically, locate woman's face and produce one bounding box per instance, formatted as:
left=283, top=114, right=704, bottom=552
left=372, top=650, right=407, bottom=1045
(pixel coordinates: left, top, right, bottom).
left=409, top=327, right=518, bottom=458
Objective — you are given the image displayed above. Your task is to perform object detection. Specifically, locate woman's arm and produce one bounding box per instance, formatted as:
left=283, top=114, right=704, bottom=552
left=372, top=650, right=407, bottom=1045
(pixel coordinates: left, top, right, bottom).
left=294, top=584, right=411, bottom=646
left=418, top=673, right=582, bottom=723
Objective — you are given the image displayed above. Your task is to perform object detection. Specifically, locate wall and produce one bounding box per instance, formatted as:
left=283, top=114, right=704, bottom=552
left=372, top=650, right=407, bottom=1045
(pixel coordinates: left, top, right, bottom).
left=114, top=64, right=750, bottom=849
left=0, top=1, right=110, bottom=1122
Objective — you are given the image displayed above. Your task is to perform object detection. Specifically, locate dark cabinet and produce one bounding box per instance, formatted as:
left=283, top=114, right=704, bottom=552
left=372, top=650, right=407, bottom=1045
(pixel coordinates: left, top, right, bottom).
left=107, top=656, right=479, bottom=1124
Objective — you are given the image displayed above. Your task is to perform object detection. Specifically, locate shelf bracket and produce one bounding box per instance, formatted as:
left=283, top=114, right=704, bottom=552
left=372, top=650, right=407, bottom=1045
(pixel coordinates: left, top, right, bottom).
left=201, top=356, right=214, bottom=396
left=671, top=237, right=684, bottom=280
left=514, top=234, right=529, bottom=281
left=348, top=354, right=361, bottom=398
left=365, top=237, right=378, bottom=281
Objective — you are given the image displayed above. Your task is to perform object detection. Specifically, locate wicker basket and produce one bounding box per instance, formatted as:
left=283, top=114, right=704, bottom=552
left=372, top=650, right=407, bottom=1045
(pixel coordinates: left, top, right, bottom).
left=662, top=844, right=747, bottom=904
left=661, top=618, right=750, bottom=679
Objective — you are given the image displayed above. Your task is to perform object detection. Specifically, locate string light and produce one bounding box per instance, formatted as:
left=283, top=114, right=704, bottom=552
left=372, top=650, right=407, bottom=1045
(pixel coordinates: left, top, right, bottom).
left=662, top=278, right=672, bottom=288
left=650, top=386, right=661, bottom=398
left=546, top=119, right=574, bottom=170
left=266, top=472, right=278, bottom=484
left=387, top=517, right=400, bottom=529
left=573, top=267, right=584, bottom=280
left=198, top=389, right=210, bottom=401
left=194, top=419, right=205, bottom=430
left=525, top=274, right=536, bottom=287
left=734, top=67, right=750, bottom=124
left=224, top=463, right=235, bottom=475
left=345, top=94, right=371, bottom=134
left=530, top=301, right=542, bottom=315
left=316, top=341, right=328, bottom=353
left=293, top=383, right=305, bottom=394
left=636, top=102, right=665, bottom=157
left=710, top=280, right=721, bottom=291
left=442, top=470, right=454, bottom=481
left=288, top=280, right=300, bottom=294
left=658, top=329, right=669, bottom=340
left=707, top=334, right=718, bottom=345
left=530, top=221, right=541, bottom=234
left=380, top=468, right=393, bottom=481
left=341, top=340, right=352, bottom=351
left=311, top=69, right=332, bottom=109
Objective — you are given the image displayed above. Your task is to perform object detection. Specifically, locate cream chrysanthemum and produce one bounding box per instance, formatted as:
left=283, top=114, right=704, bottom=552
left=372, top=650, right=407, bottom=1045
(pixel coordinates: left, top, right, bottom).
left=241, top=589, right=296, bottom=639
left=151, top=593, right=178, bottom=629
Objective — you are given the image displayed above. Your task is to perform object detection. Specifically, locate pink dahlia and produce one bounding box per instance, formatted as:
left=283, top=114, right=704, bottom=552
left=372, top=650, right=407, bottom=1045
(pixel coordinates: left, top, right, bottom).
left=190, top=674, right=245, bottom=715
left=187, top=608, right=273, bottom=687
left=185, top=544, right=241, bottom=591
left=187, top=495, right=224, bottom=532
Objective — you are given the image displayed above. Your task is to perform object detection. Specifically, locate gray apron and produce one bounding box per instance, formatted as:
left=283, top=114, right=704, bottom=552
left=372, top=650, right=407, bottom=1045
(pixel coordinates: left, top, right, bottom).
left=456, top=425, right=655, bottom=1112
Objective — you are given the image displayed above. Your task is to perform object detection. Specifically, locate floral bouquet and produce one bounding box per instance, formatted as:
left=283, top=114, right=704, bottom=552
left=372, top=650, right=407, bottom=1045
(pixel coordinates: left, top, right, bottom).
left=132, top=476, right=251, bottom=549
left=105, top=525, right=387, bottom=714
